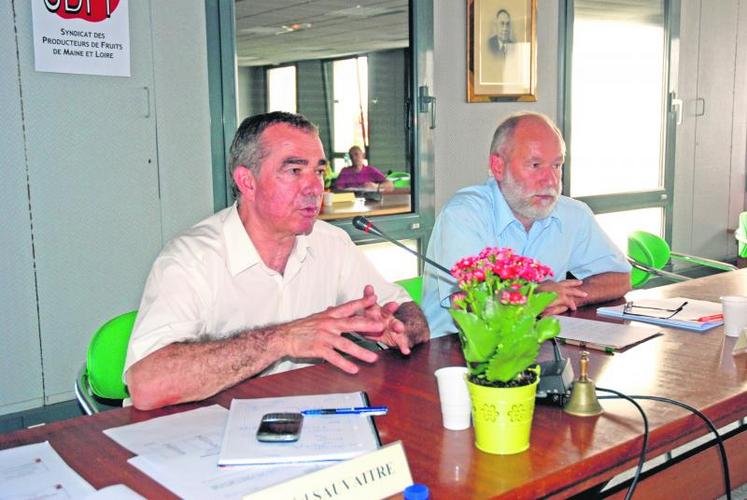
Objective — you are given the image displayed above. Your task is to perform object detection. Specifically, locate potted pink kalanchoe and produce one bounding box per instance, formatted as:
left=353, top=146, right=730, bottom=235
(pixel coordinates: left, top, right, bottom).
left=450, top=247, right=560, bottom=454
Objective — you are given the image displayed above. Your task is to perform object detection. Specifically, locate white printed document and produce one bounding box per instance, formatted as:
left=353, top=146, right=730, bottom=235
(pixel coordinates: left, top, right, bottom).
left=104, top=404, right=228, bottom=459
left=0, top=441, right=95, bottom=499
left=219, top=392, right=381, bottom=466
left=103, top=404, right=326, bottom=499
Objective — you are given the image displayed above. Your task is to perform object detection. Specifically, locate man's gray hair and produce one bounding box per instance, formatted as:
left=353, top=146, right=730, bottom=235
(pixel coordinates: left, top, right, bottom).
left=228, top=111, right=318, bottom=196
left=489, top=111, right=566, bottom=160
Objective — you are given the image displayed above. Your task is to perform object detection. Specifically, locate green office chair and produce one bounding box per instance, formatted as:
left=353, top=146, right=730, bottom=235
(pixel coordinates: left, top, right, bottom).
left=396, top=276, right=423, bottom=305
left=75, top=310, right=136, bottom=415
left=386, top=171, right=411, bottom=189
left=736, top=212, right=747, bottom=259
left=628, top=231, right=737, bottom=288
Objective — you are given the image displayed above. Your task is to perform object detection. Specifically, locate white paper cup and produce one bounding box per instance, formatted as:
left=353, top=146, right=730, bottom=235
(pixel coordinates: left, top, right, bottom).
left=440, top=404, right=472, bottom=431
left=434, top=366, right=471, bottom=430
left=721, top=296, right=747, bottom=337
left=322, top=192, right=334, bottom=206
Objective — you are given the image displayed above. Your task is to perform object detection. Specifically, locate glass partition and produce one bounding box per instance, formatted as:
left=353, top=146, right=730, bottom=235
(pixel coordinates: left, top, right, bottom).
left=234, top=0, right=412, bottom=221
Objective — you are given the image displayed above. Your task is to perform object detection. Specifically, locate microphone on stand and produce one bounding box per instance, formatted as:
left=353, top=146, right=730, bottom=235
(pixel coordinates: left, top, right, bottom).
left=351, top=215, right=573, bottom=406
left=352, top=216, right=451, bottom=276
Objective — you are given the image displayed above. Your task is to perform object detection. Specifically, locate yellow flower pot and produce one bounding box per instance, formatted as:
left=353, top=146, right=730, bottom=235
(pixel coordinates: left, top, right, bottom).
left=467, top=373, right=539, bottom=455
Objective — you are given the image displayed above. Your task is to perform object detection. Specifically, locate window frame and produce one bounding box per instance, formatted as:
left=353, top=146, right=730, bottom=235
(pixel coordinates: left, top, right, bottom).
left=560, top=0, right=679, bottom=242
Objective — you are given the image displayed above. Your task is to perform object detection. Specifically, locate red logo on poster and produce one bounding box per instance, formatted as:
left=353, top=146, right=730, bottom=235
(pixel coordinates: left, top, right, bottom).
left=44, top=0, right=121, bottom=23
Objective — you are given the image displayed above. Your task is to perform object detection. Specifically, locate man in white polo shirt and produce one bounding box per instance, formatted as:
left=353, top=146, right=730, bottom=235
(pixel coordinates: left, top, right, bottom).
left=124, top=112, right=429, bottom=410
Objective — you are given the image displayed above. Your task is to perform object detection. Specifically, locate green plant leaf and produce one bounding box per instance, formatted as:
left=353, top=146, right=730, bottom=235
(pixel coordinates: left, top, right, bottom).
left=451, top=309, right=499, bottom=363
left=525, top=291, right=557, bottom=317
left=535, top=316, right=561, bottom=343
left=485, top=332, right=540, bottom=382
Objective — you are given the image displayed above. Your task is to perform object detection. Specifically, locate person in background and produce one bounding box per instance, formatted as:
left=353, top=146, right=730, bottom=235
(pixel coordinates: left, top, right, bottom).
left=125, top=112, right=429, bottom=410
left=335, top=145, right=394, bottom=191
left=422, top=111, right=631, bottom=338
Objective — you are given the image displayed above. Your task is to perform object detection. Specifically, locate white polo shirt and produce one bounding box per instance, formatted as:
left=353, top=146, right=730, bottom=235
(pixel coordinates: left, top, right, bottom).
left=124, top=203, right=410, bottom=378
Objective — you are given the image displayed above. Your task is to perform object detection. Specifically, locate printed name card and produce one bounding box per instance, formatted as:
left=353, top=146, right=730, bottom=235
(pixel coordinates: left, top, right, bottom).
left=244, top=441, right=413, bottom=500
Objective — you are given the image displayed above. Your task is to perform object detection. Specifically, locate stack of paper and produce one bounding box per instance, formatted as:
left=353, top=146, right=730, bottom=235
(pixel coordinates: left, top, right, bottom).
left=103, top=392, right=382, bottom=499
left=328, top=192, right=356, bottom=204
left=104, top=405, right=324, bottom=499
left=218, top=392, right=380, bottom=466
left=596, top=297, right=723, bottom=331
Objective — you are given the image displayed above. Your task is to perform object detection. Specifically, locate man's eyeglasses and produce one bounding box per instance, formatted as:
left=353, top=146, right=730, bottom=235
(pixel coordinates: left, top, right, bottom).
left=623, top=301, right=689, bottom=320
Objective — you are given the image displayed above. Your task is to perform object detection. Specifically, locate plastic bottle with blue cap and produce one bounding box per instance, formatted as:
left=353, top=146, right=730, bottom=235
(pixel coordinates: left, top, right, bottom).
left=403, top=483, right=430, bottom=500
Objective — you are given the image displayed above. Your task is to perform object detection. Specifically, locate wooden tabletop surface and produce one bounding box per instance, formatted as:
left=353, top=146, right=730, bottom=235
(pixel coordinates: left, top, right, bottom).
left=318, top=192, right=411, bottom=220
left=2, top=269, right=746, bottom=498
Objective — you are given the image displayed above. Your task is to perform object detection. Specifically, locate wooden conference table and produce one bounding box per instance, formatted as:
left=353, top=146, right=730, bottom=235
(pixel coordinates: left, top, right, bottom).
left=2, top=270, right=747, bottom=498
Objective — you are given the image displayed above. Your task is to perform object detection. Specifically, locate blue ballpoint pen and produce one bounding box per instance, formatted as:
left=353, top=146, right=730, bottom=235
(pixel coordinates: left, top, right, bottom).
left=300, top=406, right=388, bottom=416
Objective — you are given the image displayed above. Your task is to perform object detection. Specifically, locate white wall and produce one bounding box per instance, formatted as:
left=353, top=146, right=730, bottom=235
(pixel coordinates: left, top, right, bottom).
left=151, top=2, right=214, bottom=242
left=0, top=0, right=213, bottom=413
left=672, top=0, right=747, bottom=261
left=433, top=1, right=561, bottom=210
left=0, top=1, right=44, bottom=414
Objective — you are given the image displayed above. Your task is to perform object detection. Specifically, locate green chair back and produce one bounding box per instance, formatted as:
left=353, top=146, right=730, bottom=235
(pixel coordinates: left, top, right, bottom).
left=737, top=211, right=747, bottom=258
left=628, top=231, right=656, bottom=288
left=628, top=230, right=736, bottom=288
left=396, top=276, right=423, bottom=305
left=628, top=231, right=667, bottom=288
left=386, top=172, right=411, bottom=189
left=86, top=310, right=137, bottom=399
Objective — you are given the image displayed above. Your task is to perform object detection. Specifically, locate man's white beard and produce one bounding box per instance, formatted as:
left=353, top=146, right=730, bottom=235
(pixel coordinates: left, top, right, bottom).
left=500, top=169, right=559, bottom=223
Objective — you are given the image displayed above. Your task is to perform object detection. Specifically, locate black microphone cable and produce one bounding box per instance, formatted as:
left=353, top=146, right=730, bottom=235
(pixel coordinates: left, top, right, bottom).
left=595, top=387, right=649, bottom=500
left=597, top=392, right=732, bottom=500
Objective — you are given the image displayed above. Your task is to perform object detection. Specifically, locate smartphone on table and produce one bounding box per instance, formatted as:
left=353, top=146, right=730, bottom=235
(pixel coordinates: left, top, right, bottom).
left=256, top=412, right=304, bottom=442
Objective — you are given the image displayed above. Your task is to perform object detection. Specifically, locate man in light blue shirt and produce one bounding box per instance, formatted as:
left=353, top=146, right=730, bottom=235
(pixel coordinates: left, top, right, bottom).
left=422, top=112, right=631, bottom=338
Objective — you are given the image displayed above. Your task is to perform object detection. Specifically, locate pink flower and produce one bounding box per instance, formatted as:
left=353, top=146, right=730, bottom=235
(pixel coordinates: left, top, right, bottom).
left=450, top=247, right=554, bottom=306
left=509, top=291, right=527, bottom=304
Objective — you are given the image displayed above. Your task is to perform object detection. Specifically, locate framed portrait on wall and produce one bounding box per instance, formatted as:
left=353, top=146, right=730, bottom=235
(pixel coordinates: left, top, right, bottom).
left=467, top=0, right=537, bottom=102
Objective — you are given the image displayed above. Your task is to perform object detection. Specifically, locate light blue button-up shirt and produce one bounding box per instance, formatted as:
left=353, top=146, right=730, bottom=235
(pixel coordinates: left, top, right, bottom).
left=422, top=178, right=631, bottom=338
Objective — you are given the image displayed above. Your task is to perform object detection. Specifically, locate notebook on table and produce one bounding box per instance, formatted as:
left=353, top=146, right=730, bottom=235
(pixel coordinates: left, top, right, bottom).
left=218, top=392, right=381, bottom=467
left=596, top=297, right=723, bottom=332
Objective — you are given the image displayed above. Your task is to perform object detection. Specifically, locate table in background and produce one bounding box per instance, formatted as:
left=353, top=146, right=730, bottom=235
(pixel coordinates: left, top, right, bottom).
left=1, top=270, right=746, bottom=498
left=318, top=191, right=411, bottom=221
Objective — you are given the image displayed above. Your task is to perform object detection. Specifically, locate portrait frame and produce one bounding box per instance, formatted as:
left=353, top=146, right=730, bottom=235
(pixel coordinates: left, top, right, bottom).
left=467, top=0, right=537, bottom=102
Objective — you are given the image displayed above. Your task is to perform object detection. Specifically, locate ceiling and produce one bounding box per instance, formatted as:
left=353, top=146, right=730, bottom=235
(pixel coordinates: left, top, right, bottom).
left=234, top=0, right=410, bottom=67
